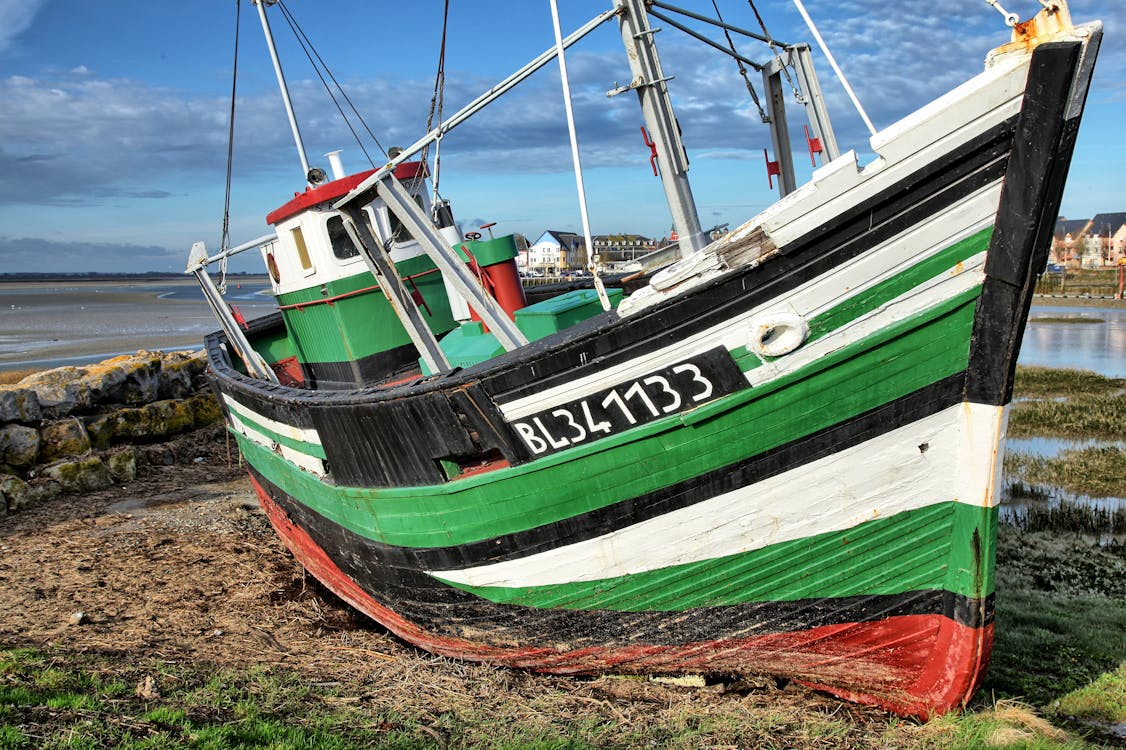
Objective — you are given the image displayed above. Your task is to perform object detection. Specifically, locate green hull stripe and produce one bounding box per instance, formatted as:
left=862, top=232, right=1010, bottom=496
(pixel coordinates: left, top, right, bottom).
left=228, top=409, right=326, bottom=459
left=434, top=502, right=997, bottom=610
left=729, top=227, right=991, bottom=370
left=274, top=254, right=440, bottom=306
left=233, top=285, right=979, bottom=548
left=808, top=228, right=990, bottom=341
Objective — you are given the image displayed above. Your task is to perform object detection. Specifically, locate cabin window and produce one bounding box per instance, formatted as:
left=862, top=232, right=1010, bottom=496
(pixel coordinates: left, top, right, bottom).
left=327, top=215, right=359, bottom=260
left=386, top=194, right=426, bottom=244
left=290, top=227, right=314, bottom=273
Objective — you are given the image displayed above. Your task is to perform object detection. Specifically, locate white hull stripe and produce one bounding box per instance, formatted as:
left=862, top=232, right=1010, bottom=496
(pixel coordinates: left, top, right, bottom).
left=498, top=182, right=1001, bottom=421
left=430, top=402, right=1008, bottom=589
left=229, top=417, right=327, bottom=477
left=222, top=394, right=323, bottom=446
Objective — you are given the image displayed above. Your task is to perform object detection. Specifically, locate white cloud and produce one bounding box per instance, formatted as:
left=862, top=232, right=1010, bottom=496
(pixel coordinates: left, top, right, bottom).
left=0, top=0, right=47, bottom=54
left=1, top=1, right=1119, bottom=216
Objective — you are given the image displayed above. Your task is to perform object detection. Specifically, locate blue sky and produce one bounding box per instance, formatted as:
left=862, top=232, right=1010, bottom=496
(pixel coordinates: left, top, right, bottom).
left=1, top=0, right=1123, bottom=273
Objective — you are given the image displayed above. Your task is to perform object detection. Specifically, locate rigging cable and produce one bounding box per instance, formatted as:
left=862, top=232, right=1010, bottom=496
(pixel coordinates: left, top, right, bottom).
left=423, top=0, right=450, bottom=204
left=218, top=0, right=242, bottom=293
left=548, top=0, right=611, bottom=312
left=746, top=0, right=802, bottom=100
left=791, top=0, right=876, bottom=136
left=709, top=0, right=769, bottom=122
left=275, top=0, right=386, bottom=167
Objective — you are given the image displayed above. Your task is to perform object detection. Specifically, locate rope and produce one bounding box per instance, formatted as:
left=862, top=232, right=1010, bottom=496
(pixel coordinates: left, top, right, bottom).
left=423, top=0, right=450, bottom=204
left=218, top=0, right=242, bottom=293
left=791, top=0, right=877, bottom=137
left=548, top=0, right=611, bottom=312
left=747, top=0, right=801, bottom=100
left=710, top=0, right=769, bottom=122
left=275, top=0, right=386, bottom=166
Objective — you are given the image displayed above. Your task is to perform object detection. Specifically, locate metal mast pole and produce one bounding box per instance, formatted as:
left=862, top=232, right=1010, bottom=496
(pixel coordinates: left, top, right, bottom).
left=253, top=0, right=314, bottom=183
left=613, top=0, right=705, bottom=256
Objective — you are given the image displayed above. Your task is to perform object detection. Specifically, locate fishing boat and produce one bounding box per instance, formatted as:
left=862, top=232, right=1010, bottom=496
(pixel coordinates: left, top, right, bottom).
left=187, top=0, right=1101, bottom=718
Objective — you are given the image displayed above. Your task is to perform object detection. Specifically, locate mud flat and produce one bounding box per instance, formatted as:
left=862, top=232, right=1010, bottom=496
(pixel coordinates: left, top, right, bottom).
left=0, top=279, right=273, bottom=371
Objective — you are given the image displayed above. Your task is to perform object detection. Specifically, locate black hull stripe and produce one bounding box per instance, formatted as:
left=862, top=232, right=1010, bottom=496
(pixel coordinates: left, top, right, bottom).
left=484, top=116, right=1016, bottom=403
left=967, top=40, right=1088, bottom=406
left=262, top=372, right=964, bottom=574
left=431, top=374, right=965, bottom=570
left=254, top=468, right=991, bottom=650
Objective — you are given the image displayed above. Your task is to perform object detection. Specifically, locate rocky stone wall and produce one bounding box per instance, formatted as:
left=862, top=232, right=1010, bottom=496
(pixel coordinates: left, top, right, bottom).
left=0, top=350, right=222, bottom=513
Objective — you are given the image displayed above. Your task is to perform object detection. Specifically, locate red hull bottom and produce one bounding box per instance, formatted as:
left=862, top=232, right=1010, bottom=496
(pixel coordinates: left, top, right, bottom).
left=251, top=475, right=991, bottom=719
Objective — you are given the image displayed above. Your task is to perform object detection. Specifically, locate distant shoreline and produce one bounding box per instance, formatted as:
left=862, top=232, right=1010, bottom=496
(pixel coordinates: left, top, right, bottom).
left=1032, top=294, right=1126, bottom=308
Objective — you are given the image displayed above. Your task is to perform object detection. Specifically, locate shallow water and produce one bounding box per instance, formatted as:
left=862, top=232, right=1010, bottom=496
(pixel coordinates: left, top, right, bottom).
left=1002, top=436, right=1126, bottom=533
left=1020, top=305, right=1126, bottom=377
left=1007, top=436, right=1126, bottom=458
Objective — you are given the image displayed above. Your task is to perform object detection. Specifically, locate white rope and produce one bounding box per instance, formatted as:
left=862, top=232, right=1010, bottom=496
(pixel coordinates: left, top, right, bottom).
left=548, top=0, right=612, bottom=311
left=791, top=0, right=877, bottom=137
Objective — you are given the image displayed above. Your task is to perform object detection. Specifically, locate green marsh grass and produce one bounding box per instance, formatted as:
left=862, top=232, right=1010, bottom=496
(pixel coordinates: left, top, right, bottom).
left=1028, top=316, right=1106, bottom=324
left=1009, top=367, right=1126, bottom=440
left=1052, top=663, right=1126, bottom=725
left=1005, top=447, right=1126, bottom=499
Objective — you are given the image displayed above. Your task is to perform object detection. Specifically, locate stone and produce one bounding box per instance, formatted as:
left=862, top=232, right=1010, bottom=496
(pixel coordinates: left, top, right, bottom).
left=83, top=413, right=117, bottom=450
left=158, top=350, right=208, bottom=400
left=142, top=399, right=197, bottom=438
left=83, top=398, right=200, bottom=447
left=27, top=480, right=62, bottom=505
left=0, top=386, right=42, bottom=423
left=188, top=392, right=222, bottom=428
left=78, top=351, right=162, bottom=406
left=0, top=475, right=31, bottom=511
left=41, top=457, right=113, bottom=494
left=38, top=418, right=91, bottom=462
left=106, top=448, right=137, bottom=482
left=18, top=366, right=90, bottom=417
left=0, top=424, right=39, bottom=466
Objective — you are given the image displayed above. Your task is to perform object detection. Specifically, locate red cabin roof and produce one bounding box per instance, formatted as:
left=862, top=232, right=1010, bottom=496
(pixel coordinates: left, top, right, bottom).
left=265, top=161, right=427, bottom=226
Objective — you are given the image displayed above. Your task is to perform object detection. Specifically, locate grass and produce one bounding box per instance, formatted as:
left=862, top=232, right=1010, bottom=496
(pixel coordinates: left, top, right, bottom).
left=1008, top=367, right=1126, bottom=440
left=3, top=525, right=1124, bottom=750
left=1028, top=316, right=1106, bottom=324
left=983, top=366, right=1126, bottom=746
left=984, top=533, right=1126, bottom=746
left=1012, top=366, right=1125, bottom=401
left=1006, top=447, right=1126, bottom=499
left=1052, top=663, right=1126, bottom=725
left=0, top=368, right=39, bottom=386
left=0, top=653, right=429, bottom=749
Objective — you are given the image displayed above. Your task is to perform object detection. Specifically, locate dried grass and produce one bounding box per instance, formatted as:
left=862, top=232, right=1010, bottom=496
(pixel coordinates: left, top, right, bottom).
left=0, top=367, right=40, bottom=385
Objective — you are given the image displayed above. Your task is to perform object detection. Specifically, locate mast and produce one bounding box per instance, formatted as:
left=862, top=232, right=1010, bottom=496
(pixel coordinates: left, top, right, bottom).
left=613, top=0, right=706, bottom=256
left=253, top=0, right=320, bottom=185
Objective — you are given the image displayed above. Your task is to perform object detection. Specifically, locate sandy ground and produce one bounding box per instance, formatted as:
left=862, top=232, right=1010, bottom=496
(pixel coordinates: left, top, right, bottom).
left=0, top=425, right=884, bottom=743
left=0, top=427, right=332, bottom=666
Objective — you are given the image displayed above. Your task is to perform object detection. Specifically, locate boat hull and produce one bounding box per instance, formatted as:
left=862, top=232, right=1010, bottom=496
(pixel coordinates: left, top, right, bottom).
left=204, top=26, right=1100, bottom=718
left=252, top=468, right=993, bottom=718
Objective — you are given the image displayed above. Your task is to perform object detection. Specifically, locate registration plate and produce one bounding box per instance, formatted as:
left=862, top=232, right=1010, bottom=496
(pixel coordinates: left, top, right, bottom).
left=510, top=347, right=747, bottom=457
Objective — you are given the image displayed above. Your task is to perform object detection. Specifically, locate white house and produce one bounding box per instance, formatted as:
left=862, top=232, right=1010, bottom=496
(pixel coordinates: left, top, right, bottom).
left=526, top=230, right=583, bottom=274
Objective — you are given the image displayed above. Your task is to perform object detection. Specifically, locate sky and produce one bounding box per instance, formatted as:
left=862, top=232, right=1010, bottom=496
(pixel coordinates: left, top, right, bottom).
left=1, top=0, right=1123, bottom=274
